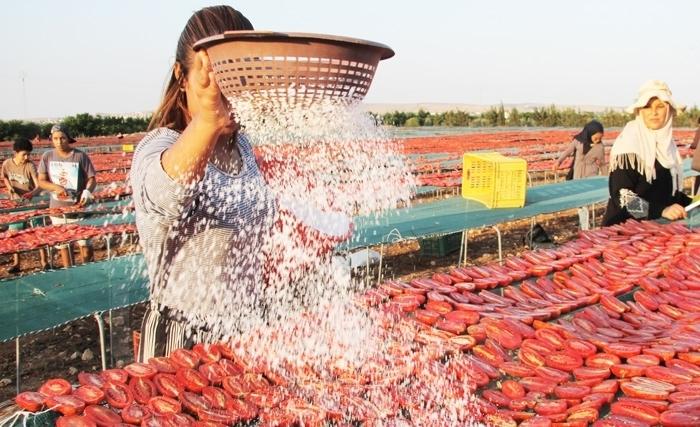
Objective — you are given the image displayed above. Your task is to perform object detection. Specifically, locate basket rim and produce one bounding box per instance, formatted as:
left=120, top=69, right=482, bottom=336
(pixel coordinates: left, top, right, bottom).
left=193, top=30, right=395, bottom=60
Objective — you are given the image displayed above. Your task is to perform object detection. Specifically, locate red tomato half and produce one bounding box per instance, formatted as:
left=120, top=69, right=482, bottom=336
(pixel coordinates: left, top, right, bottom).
left=103, top=381, right=134, bottom=409
left=148, top=357, right=178, bottom=374
left=45, top=395, right=86, bottom=416
left=77, top=372, right=105, bottom=389
left=120, top=403, right=151, bottom=425
left=15, top=391, right=45, bottom=412
left=83, top=405, right=122, bottom=426
left=55, top=415, right=97, bottom=427
left=100, top=369, right=129, bottom=385
left=124, top=363, right=157, bottom=379
left=192, top=344, right=221, bottom=364
left=148, top=396, right=182, bottom=415
left=171, top=349, right=201, bottom=369
left=129, top=377, right=157, bottom=404
left=39, top=378, right=72, bottom=397
left=72, top=385, right=104, bottom=406
left=176, top=367, right=209, bottom=393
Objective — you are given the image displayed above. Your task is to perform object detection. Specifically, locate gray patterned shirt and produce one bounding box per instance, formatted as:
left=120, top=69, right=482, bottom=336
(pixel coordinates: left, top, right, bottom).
left=130, top=128, right=275, bottom=326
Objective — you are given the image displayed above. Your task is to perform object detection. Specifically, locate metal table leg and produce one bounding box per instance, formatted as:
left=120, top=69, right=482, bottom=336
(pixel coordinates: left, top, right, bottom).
left=94, top=313, right=107, bottom=371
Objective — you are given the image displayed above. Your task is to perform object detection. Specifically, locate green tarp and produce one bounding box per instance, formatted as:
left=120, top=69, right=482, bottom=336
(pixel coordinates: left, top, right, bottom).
left=0, top=255, right=148, bottom=342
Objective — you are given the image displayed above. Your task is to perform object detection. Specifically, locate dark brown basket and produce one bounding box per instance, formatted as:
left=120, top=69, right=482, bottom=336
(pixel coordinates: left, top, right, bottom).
left=193, top=31, right=394, bottom=105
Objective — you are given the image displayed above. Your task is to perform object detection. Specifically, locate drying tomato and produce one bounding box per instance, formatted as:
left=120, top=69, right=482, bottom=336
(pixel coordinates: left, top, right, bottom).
left=482, top=389, right=512, bottom=407
left=605, top=343, right=642, bottom=358
left=645, top=366, right=692, bottom=385
left=101, top=368, right=129, bottom=384
left=198, top=362, right=226, bottom=386
left=520, top=347, right=546, bottom=368
left=148, top=357, right=178, bottom=374
left=554, top=384, right=590, bottom=399
left=148, top=396, right=182, bottom=415
left=610, top=364, right=646, bottom=379
left=180, top=391, right=212, bottom=414
left=103, top=381, right=134, bottom=409
left=501, top=380, right=526, bottom=399
left=176, top=367, right=209, bottom=392
left=225, top=397, right=258, bottom=420
left=218, top=359, right=244, bottom=377
left=120, top=403, right=151, bottom=425
left=124, top=363, right=157, bottom=379
left=573, top=367, right=611, bottom=381
left=15, top=391, right=45, bottom=412
left=534, top=399, right=567, bottom=416
left=198, top=408, right=240, bottom=425
left=535, top=366, right=571, bottom=384
left=192, top=344, right=222, bottom=364
left=519, top=377, right=557, bottom=394
left=201, top=386, right=231, bottom=410
left=500, top=361, right=536, bottom=378
left=435, top=318, right=467, bottom=335
left=55, top=415, right=97, bottom=427
left=153, top=373, right=184, bottom=398
left=678, top=352, right=700, bottom=365
left=414, top=309, right=441, bottom=326
left=591, top=379, right=619, bottom=394
left=77, top=372, right=105, bottom=389
left=444, top=309, right=480, bottom=326
left=617, top=396, right=669, bottom=412
left=586, top=353, right=621, bottom=369
left=171, top=348, right=201, bottom=369
left=626, top=354, right=660, bottom=366
left=620, top=381, right=670, bottom=400
left=129, top=377, right=157, bottom=404
left=545, top=352, right=583, bottom=372
left=610, top=400, right=660, bottom=425
left=72, top=385, right=104, bottom=405
left=39, top=378, right=72, bottom=396
left=565, top=339, right=597, bottom=359
left=83, top=405, right=122, bottom=426
left=658, top=411, right=700, bottom=427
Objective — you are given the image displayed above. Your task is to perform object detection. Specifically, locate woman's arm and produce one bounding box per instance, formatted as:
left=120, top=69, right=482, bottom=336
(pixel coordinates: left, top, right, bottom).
left=37, top=172, right=66, bottom=195
left=160, top=51, right=232, bottom=185
left=690, top=127, right=700, bottom=150
left=692, top=141, right=700, bottom=171
left=553, top=141, right=576, bottom=169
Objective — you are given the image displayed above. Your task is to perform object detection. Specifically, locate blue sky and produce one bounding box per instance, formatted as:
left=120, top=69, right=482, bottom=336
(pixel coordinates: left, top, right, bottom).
left=1, top=0, right=698, bottom=119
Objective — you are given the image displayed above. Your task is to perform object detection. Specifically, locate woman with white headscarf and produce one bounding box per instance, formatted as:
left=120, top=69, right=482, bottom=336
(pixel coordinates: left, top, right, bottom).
left=602, top=80, right=690, bottom=226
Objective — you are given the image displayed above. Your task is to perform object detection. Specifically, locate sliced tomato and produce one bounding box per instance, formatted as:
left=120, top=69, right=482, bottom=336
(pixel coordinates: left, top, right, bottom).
left=103, top=381, right=134, bottom=409
left=605, top=343, right=642, bottom=358
left=39, top=378, right=72, bottom=397
left=500, top=361, right=536, bottom=378
left=15, top=391, right=45, bottom=412
left=659, top=411, right=700, bottom=426
left=198, top=408, right=240, bottom=425
left=626, top=354, right=661, bottom=366
left=645, top=366, right=693, bottom=385
left=148, top=395, right=182, bottom=415
left=482, top=389, right=512, bottom=407
left=55, top=415, right=97, bottom=427
left=610, top=364, right=646, bottom=379
left=77, top=372, right=105, bottom=389
left=535, top=366, right=571, bottom=384
left=519, top=377, right=557, bottom=394
left=170, top=348, right=201, bottom=369
left=121, top=403, right=151, bottom=425
left=565, top=339, right=597, bottom=359
left=586, top=353, right=621, bottom=369
left=554, top=384, right=590, bottom=399
left=176, top=367, right=209, bottom=393
left=153, top=373, right=184, bottom=398
left=545, top=352, right=583, bottom=372
left=198, top=362, right=226, bottom=385
left=573, top=367, right=611, bottom=381
left=180, top=391, right=212, bottom=414
left=610, top=400, right=660, bottom=425
left=124, top=362, right=157, bottom=379
left=192, top=344, right=221, bottom=364
left=100, top=368, right=129, bottom=384
left=218, top=359, right=244, bottom=377
left=72, top=385, right=104, bottom=406
left=148, top=357, right=178, bottom=374
left=534, top=399, right=567, bottom=416
left=620, top=381, right=670, bottom=400
left=201, top=386, right=231, bottom=410
left=591, top=379, right=619, bottom=394
left=414, top=309, right=441, bottom=326
left=435, top=318, right=467, bottom=335
left=225, top=397, right=258, bottom=420
left=83, top=405, right=122, bottom=426
left=501, top=380, right=526, bottom=399
left=129, top=377, right=157, bottom=404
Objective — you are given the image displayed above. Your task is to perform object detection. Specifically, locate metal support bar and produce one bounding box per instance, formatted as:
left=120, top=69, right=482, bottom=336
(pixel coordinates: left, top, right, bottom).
left=492, top=225, right=503, bottom=264
left=105, top=235, right=112, bottom=260
left=15, top=337, right=20, bottom=395
left=94, top=313, right=107, bottom=371
left=109, top=310, right=114, bottom=367
left=377, top=243, right=384, bottom=286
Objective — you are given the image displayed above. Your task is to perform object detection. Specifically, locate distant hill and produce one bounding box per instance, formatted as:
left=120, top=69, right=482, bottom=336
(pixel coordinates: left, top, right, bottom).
left=360, top=103, right=626, bottom=114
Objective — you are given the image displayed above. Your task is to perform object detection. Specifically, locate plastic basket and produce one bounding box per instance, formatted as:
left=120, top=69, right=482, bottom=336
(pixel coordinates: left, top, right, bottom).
left=461, top=152, right=527, bottom=208
left=419, top=232, right=463, bottom=257
left=193, top=31, right=394, bottom=105
left=122, top=144, right=134, bottom=153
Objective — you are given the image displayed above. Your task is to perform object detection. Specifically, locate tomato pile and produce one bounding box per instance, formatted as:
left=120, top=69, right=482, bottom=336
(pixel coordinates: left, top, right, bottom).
left=13, top=218, right=700, bottom=426
left=0, top=224, right=136, bottom=255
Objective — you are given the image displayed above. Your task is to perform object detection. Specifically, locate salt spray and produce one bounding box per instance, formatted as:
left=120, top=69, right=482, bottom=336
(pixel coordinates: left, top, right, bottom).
left=141, top=93, right=482, bottom=424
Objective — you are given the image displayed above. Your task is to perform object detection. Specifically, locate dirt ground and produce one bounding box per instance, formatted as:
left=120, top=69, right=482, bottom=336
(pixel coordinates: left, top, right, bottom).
left=0, top=201, right=588, bottom=402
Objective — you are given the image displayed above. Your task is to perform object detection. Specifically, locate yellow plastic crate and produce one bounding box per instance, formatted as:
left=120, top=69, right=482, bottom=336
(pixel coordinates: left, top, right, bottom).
left=122, top=144, right=135, bottom=153
left=461, top=152, right=527, bottom=208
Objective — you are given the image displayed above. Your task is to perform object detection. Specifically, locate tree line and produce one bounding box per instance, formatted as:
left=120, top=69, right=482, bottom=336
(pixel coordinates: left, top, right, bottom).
left=375, top=104, right=700, bottom=128
left=2, top=105, right=700, bottom=141
left=0, top=113, right=150, bottom=141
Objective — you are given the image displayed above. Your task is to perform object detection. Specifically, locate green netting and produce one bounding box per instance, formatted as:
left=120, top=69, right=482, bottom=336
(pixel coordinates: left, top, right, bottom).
left=347, top=175, right=610, bottom=249
left=0, top=255, right=148, bottom=342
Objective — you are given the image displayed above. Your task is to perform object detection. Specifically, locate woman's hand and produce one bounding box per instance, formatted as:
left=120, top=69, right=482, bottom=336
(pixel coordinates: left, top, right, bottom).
left=53, top=186, right=68, bottom=199
left=661, top=203, right=687, bottom=221
left=191, top=50, right=232, bottom=133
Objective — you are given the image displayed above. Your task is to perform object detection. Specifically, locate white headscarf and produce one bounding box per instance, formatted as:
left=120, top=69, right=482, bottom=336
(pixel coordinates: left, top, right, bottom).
left=609, top=112, right=683, bottom=194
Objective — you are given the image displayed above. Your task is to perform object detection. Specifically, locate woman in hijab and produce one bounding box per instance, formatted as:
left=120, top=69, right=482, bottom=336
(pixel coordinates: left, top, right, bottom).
left=553, top=120, right=606, bottom=180
left=602, top=80, right=689, bottom=226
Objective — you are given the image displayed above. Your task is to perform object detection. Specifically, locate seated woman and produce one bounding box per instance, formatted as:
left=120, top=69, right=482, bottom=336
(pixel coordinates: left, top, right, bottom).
left=553, top=120, right=606, bottom=180
left=602, top=80, right=689, bottom=226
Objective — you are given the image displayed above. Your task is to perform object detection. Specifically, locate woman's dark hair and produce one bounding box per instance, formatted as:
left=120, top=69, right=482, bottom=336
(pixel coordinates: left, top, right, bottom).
left=148, top=5, right=253, bottom=132
left=13, top=138, right=33, bottom=153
